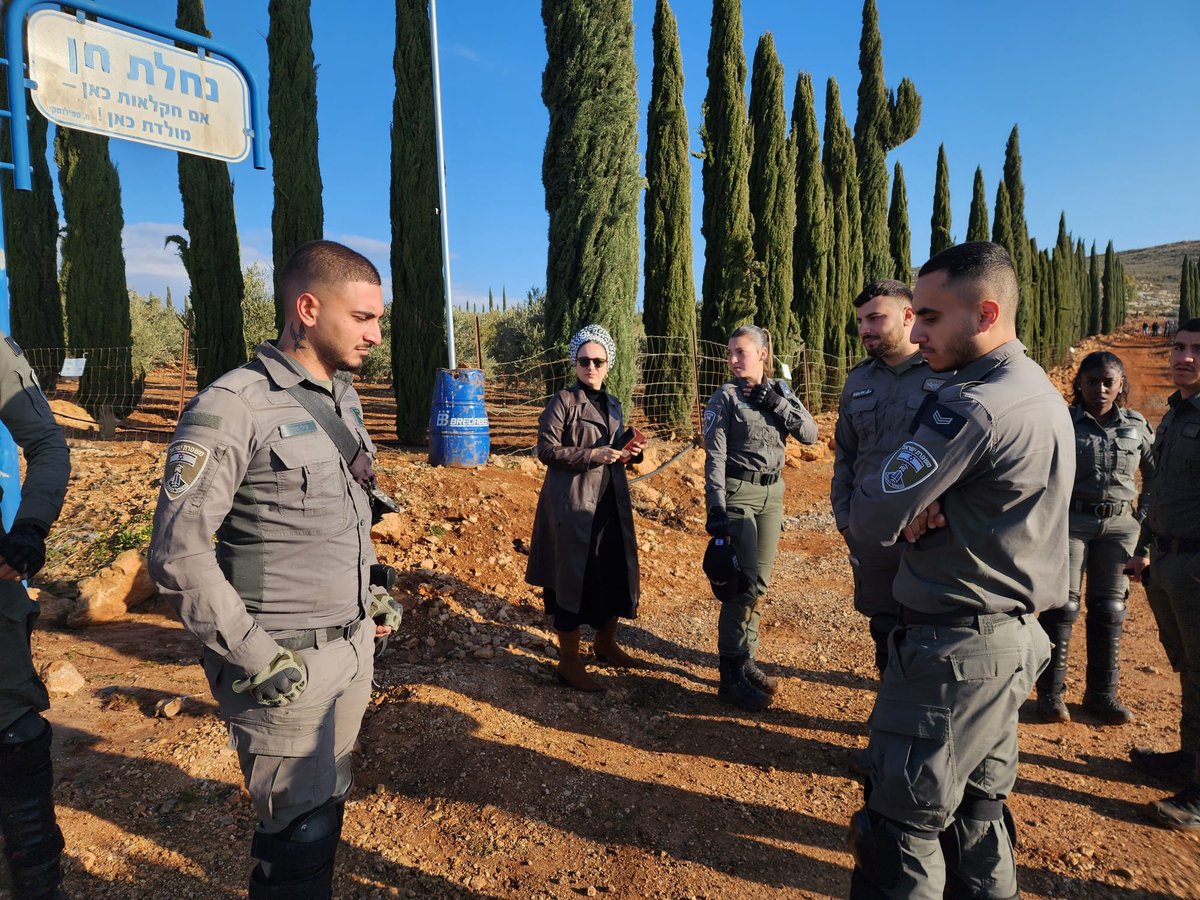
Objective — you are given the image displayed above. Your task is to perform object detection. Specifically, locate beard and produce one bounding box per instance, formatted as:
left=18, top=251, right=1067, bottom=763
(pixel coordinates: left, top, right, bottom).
left=865, top=324, right=906, bottom=359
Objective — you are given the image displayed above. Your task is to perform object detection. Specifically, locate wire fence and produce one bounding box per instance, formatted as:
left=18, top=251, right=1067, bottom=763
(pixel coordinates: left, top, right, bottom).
left=18, top=334, right=1092, bottom=450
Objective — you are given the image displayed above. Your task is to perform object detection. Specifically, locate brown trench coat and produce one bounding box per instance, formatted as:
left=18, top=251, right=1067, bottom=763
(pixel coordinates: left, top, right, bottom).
left=524, top=384, right=640, bottom=615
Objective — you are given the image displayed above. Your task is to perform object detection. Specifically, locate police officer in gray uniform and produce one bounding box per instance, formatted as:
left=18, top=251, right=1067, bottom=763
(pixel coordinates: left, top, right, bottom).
left=833, top=279, right=932, bottom=676
left=0, top=331, right=70, bottom=900
left=1035, top=351, right=1153, bottom=725
left=846, top=243, right=1071, bottom=899
left=704, top=324, right=818, bottom=711
left=150, top=241, right=397, bottom=897
left=1127, top=317, right=1200, bottom=830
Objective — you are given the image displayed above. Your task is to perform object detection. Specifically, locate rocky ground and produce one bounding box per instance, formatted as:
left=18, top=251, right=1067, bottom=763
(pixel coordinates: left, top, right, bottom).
left=9, top=330, right=1200, bottom=899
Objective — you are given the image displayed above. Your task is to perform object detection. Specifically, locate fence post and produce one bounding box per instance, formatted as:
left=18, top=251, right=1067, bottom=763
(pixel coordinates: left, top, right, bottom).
left=801, top=345, right=811, bottom=410
left=691, top=327, right=703, bottom=435
left=176, top=327, right=190, bottom=422
left=474, top=315, right=483, bottom=370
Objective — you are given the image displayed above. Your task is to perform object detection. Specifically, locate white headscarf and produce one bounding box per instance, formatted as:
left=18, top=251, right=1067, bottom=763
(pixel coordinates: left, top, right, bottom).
left=567, top=324, right=617, bottom=366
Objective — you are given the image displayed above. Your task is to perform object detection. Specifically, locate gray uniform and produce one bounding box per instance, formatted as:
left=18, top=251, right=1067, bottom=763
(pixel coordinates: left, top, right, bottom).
left=1136, top=391, right=1200, bottom=767
left=703, top=379, right=817, bottom=658
left=0, top=331, right=71, bottom=899
left=149, top=341, right=377, bottom=832
left=832, top=351, right=935, bottom=672
left=847, top=340, right=1072, bottom=899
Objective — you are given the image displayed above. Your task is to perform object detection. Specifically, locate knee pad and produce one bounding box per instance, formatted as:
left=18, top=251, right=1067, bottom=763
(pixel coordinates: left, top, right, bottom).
left=1087, top=596, right=1128, bottom=628
left=847, top=808, right=902, bottom=892
left=251, top=799, right=345, bottom=882
left=0, top=712, right=53, bottom=799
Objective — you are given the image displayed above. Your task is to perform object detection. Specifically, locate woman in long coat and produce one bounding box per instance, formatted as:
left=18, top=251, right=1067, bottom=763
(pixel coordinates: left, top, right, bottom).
left=525, top=325, right=645, bottom=691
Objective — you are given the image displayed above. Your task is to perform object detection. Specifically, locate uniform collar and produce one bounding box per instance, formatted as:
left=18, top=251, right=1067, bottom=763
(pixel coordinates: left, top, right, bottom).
left=945, top=339, right=1026, bottom=388
left=879, top=348, right=926, bottom=376
left=1071, top=403, right=1124, bottom=428
left=255, top=341, right=352, bottom=396
left=1167, top=390, right=1200, bottom=412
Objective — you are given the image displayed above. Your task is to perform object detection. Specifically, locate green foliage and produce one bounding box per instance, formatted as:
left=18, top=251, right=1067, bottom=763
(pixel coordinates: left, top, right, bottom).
left=822, top=76, right=862, bottom=386
left=748, top=32, right=796, bottom=359
left=966, top=166, right=989, bottom=243
left=174, top=0, right=245, bottom=389
left=0, top=14, right=63, bottom=386
left=791, top=71, right=827, bottom=398
left=1003, top=126, right=1032, bottom=329
left=128, top=290, right=183, bottom=375
left=1088, top=243, right=1101, bottom=336
left=643, top=0, right=696, bottom=432
left=486, top=287, right=547, bottom=367
left=392, top=0, right=448, bottom=443
left=542, top=0, right=641, bottom=407
left=1182, top=257, right=1200, bottom=322
left=887, top=160, right=910, bottom=282
left=55, top=128, right=138, bottom=425
left=930, top=144, right=952, bottom=257
left=267, top=0, right=323, bottom=328
left=854, top=0, right=920, bottom=281
left=1102, top=240, right=1118, bottom=333
left=241, top=262, right=277, bottom=356
left=699, top=0, right=759, bottom=346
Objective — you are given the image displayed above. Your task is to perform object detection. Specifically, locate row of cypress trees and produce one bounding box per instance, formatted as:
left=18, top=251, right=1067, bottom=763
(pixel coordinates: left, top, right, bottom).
left=1179, top=257, right=1200, bottom=322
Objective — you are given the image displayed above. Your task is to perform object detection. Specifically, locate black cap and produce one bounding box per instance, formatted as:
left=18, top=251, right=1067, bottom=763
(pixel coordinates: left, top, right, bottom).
left=703, top=536, right=750, bottom=602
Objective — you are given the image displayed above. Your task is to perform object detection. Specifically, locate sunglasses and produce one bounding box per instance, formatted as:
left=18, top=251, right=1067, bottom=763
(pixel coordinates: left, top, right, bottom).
left=576, top=356, right=608, bottom=369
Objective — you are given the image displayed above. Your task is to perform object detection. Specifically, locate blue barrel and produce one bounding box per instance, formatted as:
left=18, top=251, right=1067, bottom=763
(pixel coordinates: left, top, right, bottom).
left=428, top=368, right=490, bottom=467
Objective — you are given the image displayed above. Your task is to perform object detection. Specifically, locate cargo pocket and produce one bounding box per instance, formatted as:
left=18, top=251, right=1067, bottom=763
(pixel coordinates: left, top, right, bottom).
left=269, top=438, right=346, bottom=526
left=868, top=700, right=956, bottom=825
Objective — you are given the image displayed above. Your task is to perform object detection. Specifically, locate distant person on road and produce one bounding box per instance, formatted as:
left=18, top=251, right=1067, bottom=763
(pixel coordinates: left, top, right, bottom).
left=1125, top=318, right=1200, bottom=831
left=0, top=331, right=71, bottom=899
left=149, top=241, right=397, bottom=897
left=1153, top=321, right=1161, bottom=337
left=846, top=242, right=1072, bottom=898
left=703, top=325, right=818, bottom=711
left=525, top=324, right=646, bottom=692
left=1035, top=351, right=1153, bottom=726
left=832, top=279, right=933, bottom=679
left=1142, top=321, right=1150, bottom=335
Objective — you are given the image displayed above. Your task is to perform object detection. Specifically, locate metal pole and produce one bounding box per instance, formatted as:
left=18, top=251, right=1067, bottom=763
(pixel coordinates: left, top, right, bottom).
left=176, top=327, right=190, bottom=421
left=429, top=0, right=456, bottom=369
left=474, top=315, right=483, bottom=370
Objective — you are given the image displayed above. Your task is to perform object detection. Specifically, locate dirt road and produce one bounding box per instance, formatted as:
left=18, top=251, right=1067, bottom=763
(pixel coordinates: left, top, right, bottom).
left=18, top=330, right=1200, bottom=898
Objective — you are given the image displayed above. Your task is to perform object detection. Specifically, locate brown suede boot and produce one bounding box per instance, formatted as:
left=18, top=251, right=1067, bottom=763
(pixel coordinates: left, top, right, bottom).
left=556, top=629, right=604, bottom=692
left=593, top=618, right=639, bottom=667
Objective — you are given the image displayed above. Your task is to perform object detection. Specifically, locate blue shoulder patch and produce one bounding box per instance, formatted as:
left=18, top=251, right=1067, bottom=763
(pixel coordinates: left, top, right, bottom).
left=921, top=402, right=967, bottom=439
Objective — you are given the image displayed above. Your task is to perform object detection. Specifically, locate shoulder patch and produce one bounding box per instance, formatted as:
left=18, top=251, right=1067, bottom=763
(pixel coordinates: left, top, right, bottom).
left=923, top=377, right=946, bottom=393
left=351, top=406, right=365, bottom=425
left=881, top=441, right=939, bottom=494
left=5, top=336, right=23, bottom=357
left=1183, top=422, right=1200, bottom=439
left=279, top=419, right=319, bottom=438
left=920, top=402, right=968, bottom=438
left=178, top=410, right=223, bottom=429
left=850, top=388, right=874, bottom=399
left=703, top=408, right=717, bottom=434
left=163, top=440, right=211, bottom=500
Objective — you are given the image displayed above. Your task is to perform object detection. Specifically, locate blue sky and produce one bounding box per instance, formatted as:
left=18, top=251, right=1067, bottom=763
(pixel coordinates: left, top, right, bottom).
left=20, top=0, right=1200, bottom=308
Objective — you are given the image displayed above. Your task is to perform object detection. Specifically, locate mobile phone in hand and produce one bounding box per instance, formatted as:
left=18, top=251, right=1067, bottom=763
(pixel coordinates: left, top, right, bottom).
left=619, top=425, right=646, bottom=452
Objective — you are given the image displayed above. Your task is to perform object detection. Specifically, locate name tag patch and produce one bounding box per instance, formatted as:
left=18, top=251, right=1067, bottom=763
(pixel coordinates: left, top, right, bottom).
left=1183, top=423, right=1200, bottom=439
left=882, top=441, right=939, bottom=493
left=163, top=440, right=211, bottom=500
left=851, top=388, right=874, bottom=399
left=1115, top=426, right=1138, bottom=440
left=921, top=402, right=967, bottom=439
left=923, top=377, right=945, bottom=392
left=280, top=420, right=318, bottom=438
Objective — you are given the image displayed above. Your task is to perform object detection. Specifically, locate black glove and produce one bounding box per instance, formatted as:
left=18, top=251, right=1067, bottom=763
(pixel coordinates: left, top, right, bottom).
left=232, top=649, right=308, bottom=707
left=706, top=507, right=731, bottom=537
left=0, top=520, right=48, bottom=578
left=747, top=382, right=791, bottom=415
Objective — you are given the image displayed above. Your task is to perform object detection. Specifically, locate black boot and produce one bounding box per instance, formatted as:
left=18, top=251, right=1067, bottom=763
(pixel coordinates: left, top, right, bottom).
left=1131, top=747, right=1198, bottom=787
left=1082, top=606, right=1133, bottom=725
left=718, top=655, right=771, bottom=711
left=868, top=613, right=898, bottom=679
left=0, top=713, right=66, bottom=900
left=743, top=658, right=779, bottom=695
left=1035, top=610, right=1073, bottom=723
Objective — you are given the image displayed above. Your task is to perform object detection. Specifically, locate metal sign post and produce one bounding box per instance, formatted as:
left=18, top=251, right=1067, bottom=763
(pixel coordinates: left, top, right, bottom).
left=0, top=0, right=267, bottom=527
left=429, top=0, right=456, bottom=369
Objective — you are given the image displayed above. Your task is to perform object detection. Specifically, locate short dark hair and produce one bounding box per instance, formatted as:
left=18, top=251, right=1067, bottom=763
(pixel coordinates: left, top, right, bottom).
left=279, top=240, right=381, bottom=305
left=1179, top=317, right=1200, bottom=334
left=1071, top=350, right=1128, bottom=409
left=918, top=241, right=1019, bottom=319
left=853, top=279, right=913, bottom=308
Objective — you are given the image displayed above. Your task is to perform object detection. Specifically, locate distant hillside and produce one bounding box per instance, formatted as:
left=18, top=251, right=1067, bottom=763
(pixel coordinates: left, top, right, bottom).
left=1119, top=240, right=1200, bottom=290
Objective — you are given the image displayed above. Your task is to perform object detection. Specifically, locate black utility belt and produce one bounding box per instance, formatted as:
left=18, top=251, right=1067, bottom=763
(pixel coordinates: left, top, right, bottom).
left=726, top=465, right=780, bottom=486
left=1070, top=498, right=1132, bottom=518
left=274, top=617, right=363, bottom=651
left=897, top=607, right=1022, bottom=630
left=1152, top=534, right=1200, bottom=555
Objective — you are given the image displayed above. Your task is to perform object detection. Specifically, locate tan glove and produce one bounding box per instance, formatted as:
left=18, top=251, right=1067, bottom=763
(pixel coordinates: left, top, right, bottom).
left=232, top=649, right=308, bottom=707
left=369, top=587, right=403, bottom=632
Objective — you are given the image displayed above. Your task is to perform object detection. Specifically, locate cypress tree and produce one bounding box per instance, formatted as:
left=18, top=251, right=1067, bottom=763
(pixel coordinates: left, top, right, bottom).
left=930, top=143, right=952, bottom=257
left=748, top=32, right=795, bottom=361
left=543, top=0, right=641, bottom=406
left=170, top=0, right=246, bottom=389
left=0, top=49, right=63, bottom=386
left=1181, top=257, right=1193, bottom=322
left=502, top=286, right=507, bottom=313
left=55, top=129, right=138, bottom=435
left=1074, top=237, right=1088, bottom=339
left=268, top=0, right=324, bottom=328
left=699, top=0, right=758, bottom=347
left=854, top=0, right=920, bottom=281
left=966, top=166, right=989, bottom=243
left=1101, top=240, right=1117, bottom=334
left=887, top=160, right=910, bottom=282
left=790, top=71, right=827, bottom=399
left=643, top=0, right=696, bottom=431
left=1052, top=213, right=1075, bottom=357
left=488, top=288, right=494, bottom=313
left=991, top=180, right=1030, bottom=342
left=1088, top=242, right=1101, bottom=336
left=823, top=77, right=861, bottom=385
left=392, top=0, right=447, bottom=443
left=1003, top=126, right=1032, bottom=320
